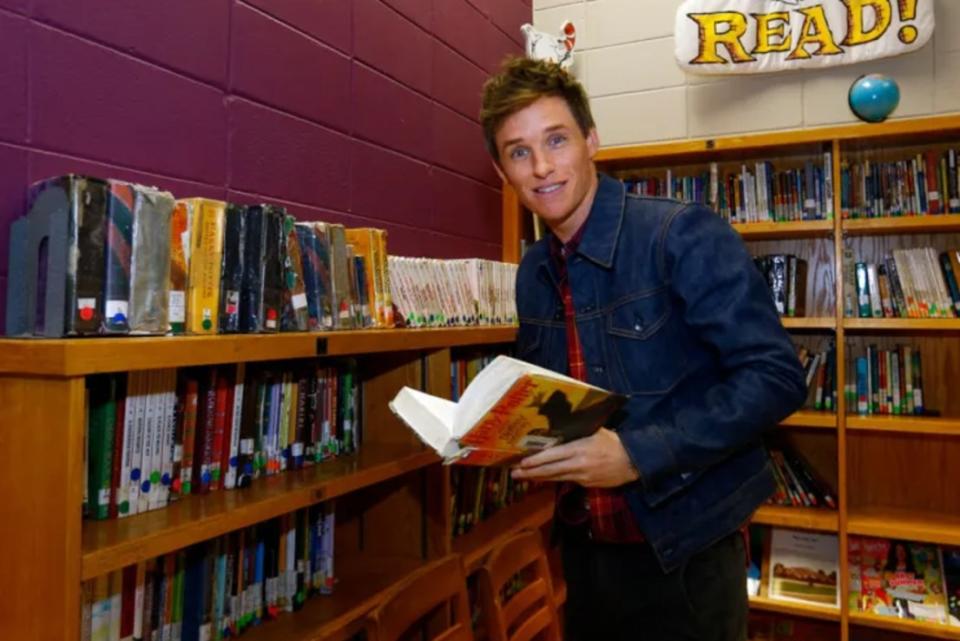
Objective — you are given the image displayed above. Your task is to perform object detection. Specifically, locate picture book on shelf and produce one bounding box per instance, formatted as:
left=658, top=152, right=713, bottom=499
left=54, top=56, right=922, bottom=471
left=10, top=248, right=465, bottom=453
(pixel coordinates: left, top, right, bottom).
left=389, top=355, right=626, bottom=466
left=859, top=537, right=948, bottom=623
left=767, top=528, right=839, bottom=607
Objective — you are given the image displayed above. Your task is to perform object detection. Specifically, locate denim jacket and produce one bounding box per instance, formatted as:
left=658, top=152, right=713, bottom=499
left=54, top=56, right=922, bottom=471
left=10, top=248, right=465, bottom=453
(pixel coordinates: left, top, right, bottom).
left=515, top=174, right=807, bottom=571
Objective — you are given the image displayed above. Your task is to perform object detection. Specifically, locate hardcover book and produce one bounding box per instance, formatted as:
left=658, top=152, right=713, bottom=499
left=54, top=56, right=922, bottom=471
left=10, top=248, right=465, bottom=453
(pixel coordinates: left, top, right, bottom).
left=389, top=355, right=626, bottom=466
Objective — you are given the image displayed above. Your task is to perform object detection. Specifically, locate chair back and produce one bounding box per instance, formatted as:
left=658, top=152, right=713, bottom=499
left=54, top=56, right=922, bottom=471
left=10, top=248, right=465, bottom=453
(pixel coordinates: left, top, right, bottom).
left=477, top=530, right=561, bottom=641
left=365, top=554, right=475, bottom=641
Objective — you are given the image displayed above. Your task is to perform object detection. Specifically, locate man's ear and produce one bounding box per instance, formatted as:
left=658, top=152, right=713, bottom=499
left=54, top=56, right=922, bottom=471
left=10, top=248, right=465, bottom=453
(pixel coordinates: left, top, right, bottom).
left=586, top=127, right=599, bottom=158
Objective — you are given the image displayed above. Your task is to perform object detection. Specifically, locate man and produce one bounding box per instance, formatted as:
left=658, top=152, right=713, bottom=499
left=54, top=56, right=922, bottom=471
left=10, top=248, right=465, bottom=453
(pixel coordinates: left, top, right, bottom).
left=480, top=57, right=807, bottom=640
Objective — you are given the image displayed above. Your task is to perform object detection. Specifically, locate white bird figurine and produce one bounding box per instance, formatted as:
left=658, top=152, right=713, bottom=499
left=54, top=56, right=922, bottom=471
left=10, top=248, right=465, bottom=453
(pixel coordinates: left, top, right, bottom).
left=520, top=21, right=576, bottom=69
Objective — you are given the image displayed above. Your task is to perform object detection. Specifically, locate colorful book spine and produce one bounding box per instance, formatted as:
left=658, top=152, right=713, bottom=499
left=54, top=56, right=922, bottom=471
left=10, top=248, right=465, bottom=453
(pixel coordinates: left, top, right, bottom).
left=104, top=181, right=135, bottom=334
left=186, top=199, right=226, bottom=334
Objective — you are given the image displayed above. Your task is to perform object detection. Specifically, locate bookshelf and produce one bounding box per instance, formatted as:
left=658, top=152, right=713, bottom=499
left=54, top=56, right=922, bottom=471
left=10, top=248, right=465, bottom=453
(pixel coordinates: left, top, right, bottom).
left=0, top=327, right=542, bottom=641
left=503, top=113, right=960, bottom=641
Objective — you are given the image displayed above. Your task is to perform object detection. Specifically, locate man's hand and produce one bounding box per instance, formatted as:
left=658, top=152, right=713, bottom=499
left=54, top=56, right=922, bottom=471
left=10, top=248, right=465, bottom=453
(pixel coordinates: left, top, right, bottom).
left=511, top=428, right=640, bottom=488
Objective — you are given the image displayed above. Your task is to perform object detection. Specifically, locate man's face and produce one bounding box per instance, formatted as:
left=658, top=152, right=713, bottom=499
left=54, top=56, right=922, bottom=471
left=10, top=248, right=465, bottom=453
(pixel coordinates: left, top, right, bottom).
left=493, top=96, right=599, bottom=238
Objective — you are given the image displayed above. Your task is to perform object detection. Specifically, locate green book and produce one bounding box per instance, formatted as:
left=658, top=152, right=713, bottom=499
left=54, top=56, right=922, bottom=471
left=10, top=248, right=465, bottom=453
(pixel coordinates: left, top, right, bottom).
left=87, top=376, right=117, bottom=520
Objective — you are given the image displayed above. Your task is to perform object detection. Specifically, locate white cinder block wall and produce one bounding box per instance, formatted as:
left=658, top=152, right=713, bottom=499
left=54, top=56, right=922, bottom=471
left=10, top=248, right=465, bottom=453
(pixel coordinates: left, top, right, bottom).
left=533, top=0, right=960, bottom=148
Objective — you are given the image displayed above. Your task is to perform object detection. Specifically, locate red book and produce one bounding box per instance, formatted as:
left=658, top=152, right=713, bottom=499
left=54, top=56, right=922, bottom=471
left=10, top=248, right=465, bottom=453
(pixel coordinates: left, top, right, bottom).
left=210, top=373, right=230, bottom=492
left=120, top=564, right=136, bottom=639
left=193, top=368, right=218, bottom=495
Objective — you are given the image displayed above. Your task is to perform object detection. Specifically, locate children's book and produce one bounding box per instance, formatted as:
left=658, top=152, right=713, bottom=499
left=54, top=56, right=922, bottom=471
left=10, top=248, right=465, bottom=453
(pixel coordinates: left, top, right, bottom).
left=767, top=528, right=839, bottom=607
left=860, top=537, right=948, bottom=622
left=389, top=355, right=626, bottom=466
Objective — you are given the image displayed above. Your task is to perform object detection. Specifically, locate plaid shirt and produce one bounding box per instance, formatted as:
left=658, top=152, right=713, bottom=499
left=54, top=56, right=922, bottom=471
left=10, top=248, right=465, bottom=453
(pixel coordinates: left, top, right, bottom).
left=550, top=229, right=645, bottom=544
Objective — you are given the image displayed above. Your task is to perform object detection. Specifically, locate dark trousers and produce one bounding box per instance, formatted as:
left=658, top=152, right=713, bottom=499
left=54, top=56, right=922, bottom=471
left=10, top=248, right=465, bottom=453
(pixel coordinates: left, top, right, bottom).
left=561, top=527, right=748, bottom=641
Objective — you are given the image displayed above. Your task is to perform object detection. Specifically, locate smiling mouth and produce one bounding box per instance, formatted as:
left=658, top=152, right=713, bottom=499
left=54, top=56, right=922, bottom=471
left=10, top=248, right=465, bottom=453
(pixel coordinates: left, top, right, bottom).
left=534, top=183, right=564, bottom=194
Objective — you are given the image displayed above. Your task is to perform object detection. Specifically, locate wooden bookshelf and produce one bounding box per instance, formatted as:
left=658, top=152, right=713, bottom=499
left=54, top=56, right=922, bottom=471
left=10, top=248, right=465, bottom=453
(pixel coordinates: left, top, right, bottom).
left=846, top=414, right=960, bottom=436
left=501, top=113, right=960, bottom=641
left=848, top=612, right=960, bottom=640
left=781, top=410, right=837, bottom=429
left=752, top=505, right=839, bottom=533
left=847, top=506, right=960, bottom=547
left=0, top=327, right=518, bottom=376
left=81, top=442, right=438, bottom=580
left=748, top=595, right=841, bottom=622
left=239, top=555, right=426, bottom=641
left=842, top=214, right=960, bottom=237
left=452, top=488, right=555, bottom=572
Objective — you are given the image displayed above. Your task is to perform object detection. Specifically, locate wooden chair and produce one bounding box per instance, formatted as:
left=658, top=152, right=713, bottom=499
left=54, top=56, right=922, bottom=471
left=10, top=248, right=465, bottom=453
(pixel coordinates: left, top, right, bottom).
left=364, top=554, right=475, bottom=641
left=476, top=530, right=562, bottom=641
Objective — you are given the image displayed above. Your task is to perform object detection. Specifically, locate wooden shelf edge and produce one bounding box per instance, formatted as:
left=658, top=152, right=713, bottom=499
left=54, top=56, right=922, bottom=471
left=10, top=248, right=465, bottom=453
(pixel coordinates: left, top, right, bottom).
left=848, top=612, right=960, bottom=639
left=752, top=506, right=839, bottom=532
left=0, top=327, right=519, bottom=377
left=735, top=220, right=834, bottom=240
left=748, top=596, right=841, bottom=622
left=781, top=317, right=836, bottom=330
left=843, top=319, right=960, bottom=332
left=847, top=507, right=960, bottom=548
left=843, top=214, right=960, bottom=236
left=81, top=445, right=439, bottom=581
left=453, top=489, right=555, bottom=572
left=846, top=415, right=960, bottom=436
left=781, top=411, right=837, bottom=429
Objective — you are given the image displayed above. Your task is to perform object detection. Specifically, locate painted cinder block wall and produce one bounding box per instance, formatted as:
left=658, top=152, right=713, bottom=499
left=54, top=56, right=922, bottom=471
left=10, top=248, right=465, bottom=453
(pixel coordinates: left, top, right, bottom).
left=534, top=0, right=960, bottom=147
left=0, top=0, right=532, bottom=331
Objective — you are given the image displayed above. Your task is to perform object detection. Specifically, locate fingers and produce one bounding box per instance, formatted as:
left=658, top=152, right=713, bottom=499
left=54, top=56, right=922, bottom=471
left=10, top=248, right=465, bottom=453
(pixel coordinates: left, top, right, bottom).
left=515, top=440, right=579, bottom=469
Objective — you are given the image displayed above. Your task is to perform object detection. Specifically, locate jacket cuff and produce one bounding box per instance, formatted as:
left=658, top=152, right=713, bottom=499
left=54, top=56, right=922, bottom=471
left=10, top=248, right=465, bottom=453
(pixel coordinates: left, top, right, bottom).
left=618, top=424, right=677, bottom=493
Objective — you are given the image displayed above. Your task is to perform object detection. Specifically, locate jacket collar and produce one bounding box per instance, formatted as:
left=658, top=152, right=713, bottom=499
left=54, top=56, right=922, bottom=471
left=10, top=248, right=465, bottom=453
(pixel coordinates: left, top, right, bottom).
left=576, top=173, right=625, bottom=269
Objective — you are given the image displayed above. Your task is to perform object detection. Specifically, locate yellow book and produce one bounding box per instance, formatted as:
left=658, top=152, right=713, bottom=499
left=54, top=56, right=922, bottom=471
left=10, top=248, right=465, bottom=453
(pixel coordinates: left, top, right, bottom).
left=185, top=198, right=226, bottom=334
left=344, top=228, right=382, bottom=327
left=389, top=355, right=625, bottom=466
left=376, top=229, right=394, bottom=327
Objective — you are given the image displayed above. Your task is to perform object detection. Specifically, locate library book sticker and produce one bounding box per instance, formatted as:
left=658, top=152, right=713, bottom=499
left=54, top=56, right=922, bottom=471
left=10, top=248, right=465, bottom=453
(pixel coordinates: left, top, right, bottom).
left=675, top=0, right=934, bottom=74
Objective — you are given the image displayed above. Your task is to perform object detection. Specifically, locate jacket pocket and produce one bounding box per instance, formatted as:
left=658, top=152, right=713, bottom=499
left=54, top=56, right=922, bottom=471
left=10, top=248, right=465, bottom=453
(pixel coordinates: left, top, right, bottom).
left=605, top=289, right=687, bottom=394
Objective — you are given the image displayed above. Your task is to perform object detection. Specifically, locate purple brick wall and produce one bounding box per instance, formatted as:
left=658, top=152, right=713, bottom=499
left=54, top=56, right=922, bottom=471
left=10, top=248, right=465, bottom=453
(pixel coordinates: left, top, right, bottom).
left=0, top=0, right=528, bottom=330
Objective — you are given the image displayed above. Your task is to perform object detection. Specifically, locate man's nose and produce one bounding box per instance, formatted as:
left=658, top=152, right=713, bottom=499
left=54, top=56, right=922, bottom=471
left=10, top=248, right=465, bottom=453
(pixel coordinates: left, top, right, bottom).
left=532, top=150, right=554, bottom=178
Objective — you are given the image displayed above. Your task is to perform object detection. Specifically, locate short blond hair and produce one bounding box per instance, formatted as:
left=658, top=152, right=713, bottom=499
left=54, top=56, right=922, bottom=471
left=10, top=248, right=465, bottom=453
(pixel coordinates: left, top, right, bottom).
left=480, top=56, right=595, bottom=162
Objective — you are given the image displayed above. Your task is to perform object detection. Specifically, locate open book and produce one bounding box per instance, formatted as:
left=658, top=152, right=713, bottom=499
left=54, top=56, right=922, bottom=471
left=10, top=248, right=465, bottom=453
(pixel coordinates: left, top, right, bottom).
left=389, top=355, right=627, bottom=465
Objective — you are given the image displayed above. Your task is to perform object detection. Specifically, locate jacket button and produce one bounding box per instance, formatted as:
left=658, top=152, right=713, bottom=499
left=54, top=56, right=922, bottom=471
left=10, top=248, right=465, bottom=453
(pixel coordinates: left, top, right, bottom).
left=633, top=323, right=643, bottom=332
left=592, top=365, right=604, bottom=374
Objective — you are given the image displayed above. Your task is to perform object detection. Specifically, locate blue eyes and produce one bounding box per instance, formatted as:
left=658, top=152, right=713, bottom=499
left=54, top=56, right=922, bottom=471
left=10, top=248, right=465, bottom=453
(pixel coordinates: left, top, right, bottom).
left=507, top=135, right=567, bottom=161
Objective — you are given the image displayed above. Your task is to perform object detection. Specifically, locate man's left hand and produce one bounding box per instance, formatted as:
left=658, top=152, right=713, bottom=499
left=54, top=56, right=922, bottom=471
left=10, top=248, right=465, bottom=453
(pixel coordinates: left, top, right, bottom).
left=511, top=428, right=640, bottom=488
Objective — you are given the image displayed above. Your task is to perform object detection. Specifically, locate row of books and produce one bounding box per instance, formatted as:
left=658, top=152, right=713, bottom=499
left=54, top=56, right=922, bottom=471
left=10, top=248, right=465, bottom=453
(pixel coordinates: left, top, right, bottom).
left=765, top=442, right=837, bottom=510
left=451, top=354, right=497, bottom=401
left=840, top=149, right=960, bottom=218
left=390, top=257, right=517, bottom=328
left=81, top=504, right=336, bottom=641
left=7, top=175, right=396, bottom=337
left=450, top=466, right=532, bottom=538
left=755, top=254, right=808, bottom=318
left=844, top=247, right=960, bottom=319
left=846, top=344, right=925, bottom=416
left=849, top=536, right=960, bottom=626
left=797, top=343, right=836, bottom=413
left=83, top=362, right=360, bottom=521
left=622, top=153, right=835, bottom=224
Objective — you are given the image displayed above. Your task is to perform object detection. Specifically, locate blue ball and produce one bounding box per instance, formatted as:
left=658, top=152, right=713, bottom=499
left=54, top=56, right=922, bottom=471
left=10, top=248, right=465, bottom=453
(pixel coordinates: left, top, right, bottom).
left=849, top=74, right=900, bottom=123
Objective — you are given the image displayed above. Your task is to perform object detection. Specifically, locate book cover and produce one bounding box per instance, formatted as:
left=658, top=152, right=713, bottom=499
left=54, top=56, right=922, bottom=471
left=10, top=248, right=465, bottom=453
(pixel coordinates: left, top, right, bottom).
left=261, top=206, right=286, bottom=333
left=219, top=203, right=246, bottom=333
left=861, top=537, right=947, bottom=622
left=281, top=215, right=309, bottom=332
left=390, top=355, right=626, bottom=466
left=103, top=181, right=135, bottom=334
left=767, top=528, right=839, bottom=607
left=185, top=199, right=226, bottom=335
left=944, top=547, right=960, bottom=626
left=128, top=185, right=174, bottom=335
left=168, top=201, right=190, bottom=335
left=240, top=205, right=267, bottom=333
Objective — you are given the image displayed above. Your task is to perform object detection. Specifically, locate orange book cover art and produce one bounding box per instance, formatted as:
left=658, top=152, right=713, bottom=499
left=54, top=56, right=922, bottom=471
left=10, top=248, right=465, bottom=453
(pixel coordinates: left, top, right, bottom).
left=458, top=373, right=625, bottom=458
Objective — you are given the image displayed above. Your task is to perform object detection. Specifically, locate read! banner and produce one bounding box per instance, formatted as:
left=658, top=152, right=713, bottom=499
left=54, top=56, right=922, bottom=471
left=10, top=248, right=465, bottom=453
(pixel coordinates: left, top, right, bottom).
left=675, top=0, right=934, bottom=74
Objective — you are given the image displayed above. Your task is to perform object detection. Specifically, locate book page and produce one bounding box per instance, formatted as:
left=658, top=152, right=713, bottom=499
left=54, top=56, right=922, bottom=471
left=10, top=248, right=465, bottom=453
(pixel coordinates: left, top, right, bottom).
left=388, top=387, right=458, bottom=457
